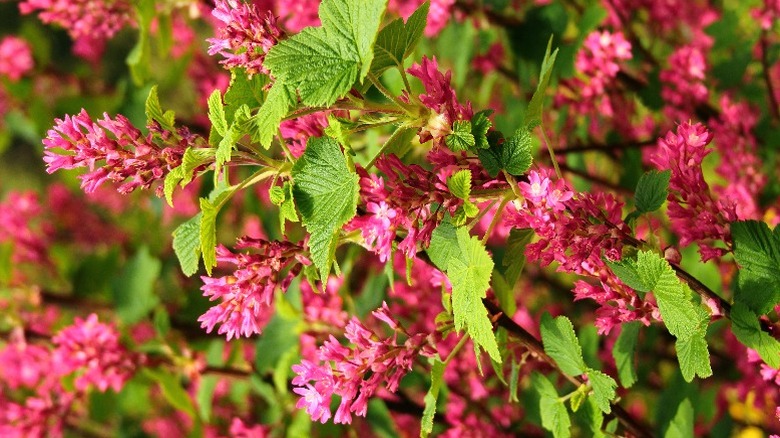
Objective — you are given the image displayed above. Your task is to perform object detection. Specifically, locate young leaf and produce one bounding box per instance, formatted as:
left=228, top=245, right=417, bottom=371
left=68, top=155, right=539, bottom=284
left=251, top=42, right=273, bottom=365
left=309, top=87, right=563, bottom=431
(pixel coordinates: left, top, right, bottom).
left=421, top=359, right=445, bottom=437
left=585, top=368, right=617, bottom=414
left=172, top=214, right=202, bottom=277
left=471, top=110, right=493, bottom=150
left=612, top=321, right=640, bottom=388
left=540, top=313, right=587, bottom=376
left=448, top=228, right=501, bottom=362
left=253, top=81, right=296, bottom=148
left=605, top=258, right=649, bottom=294
left=447, top=170, right=472, bottom=200
left=478, top=127, right=533, bottom=177
left=143, top=368, right=197, bottom=419
left=426, top=220, right=459, bottom=271
left=292, top=136, right=360, bottom=277
left=634, top=170, right=670, bottom=213
left=224, top=69, right=268, bottom=120
left=371, top=1, right=429, bottom=73
left=164, top=148, right=215, bottom=206
left=445, top=120, right=475, bottom=151
left=532, top=372, right=572, bottom=438
left=664, top=399, right=693, bottom=438
left=525, top=36, right=559, bottom=129
left=145, top=85, right=176, bottom=132
left=730, top=302, right=780, bottom=368
left=675, top=314, right=712, bottom=382
left=199, top=198, right=219, bottom=275
left=731, top=220, right=780, bottom=315
left=208, top=89, right=227, bottom=138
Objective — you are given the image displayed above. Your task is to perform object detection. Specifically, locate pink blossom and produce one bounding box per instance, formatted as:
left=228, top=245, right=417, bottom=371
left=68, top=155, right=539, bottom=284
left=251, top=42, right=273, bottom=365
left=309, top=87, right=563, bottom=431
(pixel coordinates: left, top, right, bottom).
left=472, top=43, right=505, bottom=75
left=0, top=36, right=34, bottom=81
left=0, top=191, right=51, bottom=267
left=276, top=0, right=321, bottom=32
left=43, top=109, right=206, bottom=196
left=650, top=122, right=737, bottom=261
left=207, top=0, right=283, bottom=75
left=292, top=304, right=434, bottom=424
left=19, top=0, right=133, bottom=42
left=52, top=313, right=139, bottom=392
left=228, top=418, right=268, bottom=438
left=279, top=112, right=330, bottom=158
left=660, top=45, right=709, bottom=119
left=753, top=0, right=780, bottom=29
left=199, top=238, right=309, bottom=340
left=389, top=0, right=455, bottom=36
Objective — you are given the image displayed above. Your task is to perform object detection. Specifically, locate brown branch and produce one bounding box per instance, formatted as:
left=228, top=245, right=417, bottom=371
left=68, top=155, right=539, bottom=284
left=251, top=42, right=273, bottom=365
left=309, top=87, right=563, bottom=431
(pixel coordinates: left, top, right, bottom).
left=556, top=138, right=657, bottom=155
left=453, top=0, right=524, bottom=28
left=557, top=162, right=633, bottom=196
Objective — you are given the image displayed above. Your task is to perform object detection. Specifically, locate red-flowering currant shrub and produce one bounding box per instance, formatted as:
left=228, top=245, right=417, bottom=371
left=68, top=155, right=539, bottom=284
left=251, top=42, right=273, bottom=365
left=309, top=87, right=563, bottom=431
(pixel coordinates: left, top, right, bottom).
left=3, top=0, right=780, bottom=436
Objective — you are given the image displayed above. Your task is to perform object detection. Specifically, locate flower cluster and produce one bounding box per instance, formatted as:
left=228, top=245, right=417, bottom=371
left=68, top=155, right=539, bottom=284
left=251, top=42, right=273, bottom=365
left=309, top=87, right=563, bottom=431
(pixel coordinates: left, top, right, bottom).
left=280, top=112, right=331, bottom=158
left=0, top=191, right=51, bottom=267
left=407, top=56, right=473, bottom=146
left=42, top=109, right=206, bottom=196
left=511, top=169, right=658, bottom=333
left=207, top=0, right=284, bottom=76
left=199, top=237, right=310, bottom=340
left=52, top=313, right=139, bottom=392
left=390, top=0, right=455, bottom=36
left=19, top=0, right=134, bottom=56
left=650, top=122, right=737, bottom=261
left=660, top=45, right=709, bottom=119
left=292, top=303, right=435, bottom=424
left=0, top=36, right=33, bottom=82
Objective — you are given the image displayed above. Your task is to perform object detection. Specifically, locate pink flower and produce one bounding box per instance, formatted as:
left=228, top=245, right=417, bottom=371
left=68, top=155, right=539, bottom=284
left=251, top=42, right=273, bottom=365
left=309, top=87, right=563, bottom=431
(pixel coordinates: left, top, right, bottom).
left=0, top=37, right=33, bottom=81
left=228, top=417, right=268, bottom=438
left=207, top=0, right=283, bottom=75
left=660, top=45, right=709, bottom=119
left=389, top=0, right=455, bottom=37
left=276, top=0, right=321, bottom=32
left=19, top=0, right=133, bottom=42
left=0, top=191, right=51, bottom=267
left=472, top=43, right=505, bottom=75
left=52, top=314, right=139, bottom=392
left=279, top=112, right=330, bottom=158
left=198, top=238, right=309, bottom=340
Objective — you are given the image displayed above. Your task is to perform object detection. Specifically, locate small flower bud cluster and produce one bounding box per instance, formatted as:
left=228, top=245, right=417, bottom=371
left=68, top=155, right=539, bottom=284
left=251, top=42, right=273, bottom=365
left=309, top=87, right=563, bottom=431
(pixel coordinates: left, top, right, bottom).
left=292, top=303, right=435, bottom=424
left=199, top=237, right=311, bottom=340
left=0, top=36, right=34, bottom=82
left=660, top=45, right=709, bottom=119
left=19, top=0, right=133, bottom=42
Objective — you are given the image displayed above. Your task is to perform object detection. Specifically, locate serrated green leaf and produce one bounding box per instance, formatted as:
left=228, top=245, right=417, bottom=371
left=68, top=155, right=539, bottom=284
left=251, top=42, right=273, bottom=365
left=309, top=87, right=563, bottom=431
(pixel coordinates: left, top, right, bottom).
left=585, top=368, right=616, bottom=414
left=509, top=359, right=520, bottom=402
left=448, top=228, right=500, bottom=362
left=502, top=127, right=533, bottom=175
left=292, top=136, right=359, bottom=277
left=427, top=220, right=459, bottom=271
left=145, top=85, right=176, bottom=132
left=371, top=1, right=429, bottom=73
left=279, top=181, right=299, bottom=233
left=664, top=398, right=693, bottom=438
left=676, top=315, right=712, bottom=382
left=540, top=313, right=587, bottom=376
left=164, top=148, right=215, bottom=206
left=421, top=359, right=445, bottom=437
left=224, top=69, right=268, bottom=121
left=491, top=269, right=516, bottom=317
left=573, top=397, right=605, bottom=438
left=143, top=368, right=197, bottom=419
left=635, top=170, right=670, bottom=213
left=208, top=89, right=227, bottom=137
left=445, top=120, right=475, bottom=151
left=471, top=110, right=493, bottom=149
left=324, top=114, right=355, bottom=153
left=532, top=372, right=571, bottom=438
left=606, top=258, right=649, bottom=294
left=525, top=36, right=559, bottom=129
left=447, top=169, right=472, bottom=200
left=253, top=81, right=296, bottom=148
left=173, top=214, right=201, bottom=276
left=570, top=384, right=589, bottom=412
left=264, top=0, right=387, bottom=106
left=200, top=198, right=219, bottom=275
left=111, top=246, right=161, bottom=324
left=269, top=186, right=285, bottom=205
left=612, top=321, right=640, bottom=388
left=730, top=302, right=780, bottom=369
left=503, top=228, right=533, bottom=287
left=731, top=220, right=780, bottom=315
left=215, top=126, right=242, bottom=176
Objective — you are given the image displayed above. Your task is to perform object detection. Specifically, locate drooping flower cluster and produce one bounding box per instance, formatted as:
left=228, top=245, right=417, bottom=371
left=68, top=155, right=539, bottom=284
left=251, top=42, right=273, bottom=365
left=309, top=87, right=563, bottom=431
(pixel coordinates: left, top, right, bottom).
left=52, top=313, right=139, bottom=392
left=556, top=30, right=632, bottom=121
left=0, top=191, right=51, bottom=267
left=510, top=169, right=658, bottom=333
left=292, top=303, right=435, bottom=424
left=407, top=56, right=473, bottom=146
left=199, top=237, right=310, bottom=340
left=207, top=0, right=284, bottom=76
left=19, top=0, right=133, bottom=60
left=650, top=122, right=737, bottom=261
left=0, top=36, right=34, bottom=82
left=660, top=45, right=709, bottom=119
left=43, top=109, right=206, bottom=196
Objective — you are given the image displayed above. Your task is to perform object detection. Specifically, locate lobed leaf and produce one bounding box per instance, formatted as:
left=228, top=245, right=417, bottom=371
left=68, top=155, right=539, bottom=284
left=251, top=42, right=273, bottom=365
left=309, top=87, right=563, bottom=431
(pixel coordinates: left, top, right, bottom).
left=540, top=313, right=587, bottom=377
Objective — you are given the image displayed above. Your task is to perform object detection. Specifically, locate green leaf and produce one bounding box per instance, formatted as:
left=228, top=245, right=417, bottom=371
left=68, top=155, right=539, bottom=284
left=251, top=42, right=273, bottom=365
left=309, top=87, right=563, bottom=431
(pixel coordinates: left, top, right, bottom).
left=491, top=270, right=516, bottom=317
left=292, top=136, right=360, bottom=277
left=196, top=375, right=218, bottom=423
left=371, top=1, right=429, bottom=73
left=569, top=384, right=589, bottom=412
left=447, top=170, right=472, bottom=200
left=664, top=399, right=693, bottom=438
left=143, top=368, right=197, bottom=419
left=540, top=313, right=587, bottom=376
left=421, top=359, right=445, bottom=437
left=731, top=221, right=780, bottom=315
left=173, top=214, right=202, bottom=276
left=675, top=315, right=712, bottom=382
left=634, top=170, right=670, bottom=213
left=585, top=368, right=617, bottom=414
left=111, top=247, right=161, bottom=324
left=275, top=181, right=300, bottom=233
left=532, top=372, right=571, bottom=438
left=164, top=148, right=215, bottom=206
left=224, top=69, right=268, bottom=121
left=445, top=120, right=475, bottom=151
left=200, top=198, right=220, bottom=276
left=253, top=81, right=296, bottom=148
left=605, top=258, right=649, bottom=294
left=730, top=302, right=780, bottom=368
left=503, top=228, right=533, bottom=287
left=145, top=85, right=176, bottom=132
left=215, top=126, right=242, bottom=176
left=448, top=228, right=500, bottom=362
left=264, top=0, right=387, bottom=107
left=612, top=321, right=640, bottom=388
left=471, top=110, right=493, bottom=149
left=324, top=114, right=354, bottom=153
left=525, top=36, right=559, bottom=129
left=426, top=220, right=459, bottom=271
left=208, top=89, right=227, bottom=138
left=477, top=127, right=533, bottom=177
left=573, top=397, right=605, bottom=438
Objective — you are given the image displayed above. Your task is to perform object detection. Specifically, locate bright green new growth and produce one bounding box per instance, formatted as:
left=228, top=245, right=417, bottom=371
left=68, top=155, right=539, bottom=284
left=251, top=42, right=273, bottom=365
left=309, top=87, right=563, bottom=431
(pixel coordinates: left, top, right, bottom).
left=420, top=359, right=445, bottom=438
left=609, top=250, right=712, bottom=382
left=172, top=214, right=202, bottom=277
left=476, top=126, right=533, bottom=177
left=370, top=1, right=428, bottom=74
left=445, top=120, right=475, bottom=151
left=292, top=136, right=359, bottom=278
left=427, top=223, right=501, bottom=362
left=730, top=302, right=780, bottom=368
left=532, top=372, right=572, bottom=438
